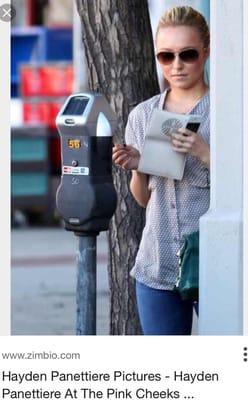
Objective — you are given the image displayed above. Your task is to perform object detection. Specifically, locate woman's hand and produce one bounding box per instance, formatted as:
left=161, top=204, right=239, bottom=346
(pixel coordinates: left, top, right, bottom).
left=113, top=144, right=150, bottom=207
left=112, top=144, right=140, bottom=170
left=171, top=127, right=210, bottom=168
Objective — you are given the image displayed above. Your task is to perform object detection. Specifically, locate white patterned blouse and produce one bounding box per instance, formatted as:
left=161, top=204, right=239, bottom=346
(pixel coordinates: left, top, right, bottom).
left=125, top=89, right=210, bottom=290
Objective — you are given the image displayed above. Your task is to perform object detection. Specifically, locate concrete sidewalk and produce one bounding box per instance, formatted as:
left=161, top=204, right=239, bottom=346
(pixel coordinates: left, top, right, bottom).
left=11, top=227, right=198, bottom=335
left=11, top=228, right=109, bottom=335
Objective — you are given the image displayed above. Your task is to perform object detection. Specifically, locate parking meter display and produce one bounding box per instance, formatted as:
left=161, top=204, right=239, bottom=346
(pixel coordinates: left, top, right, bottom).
left=62, top=96, right=89, bottom=115
left=68, top=139, right=81, bottom=149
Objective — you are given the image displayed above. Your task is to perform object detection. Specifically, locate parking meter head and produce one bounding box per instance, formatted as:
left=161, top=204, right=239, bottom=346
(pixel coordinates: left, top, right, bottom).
left=56, top=93, right=117, bottom=136
left=56, top=93, right=118, bottom=235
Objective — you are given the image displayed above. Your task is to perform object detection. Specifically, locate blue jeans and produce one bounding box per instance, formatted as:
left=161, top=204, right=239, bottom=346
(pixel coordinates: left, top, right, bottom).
left=136, top=281, right=198, bottom=335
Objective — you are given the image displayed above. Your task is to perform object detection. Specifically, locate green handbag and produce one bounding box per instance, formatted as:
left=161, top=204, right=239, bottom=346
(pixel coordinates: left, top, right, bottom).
left=174, top=230, right=199, bottom=302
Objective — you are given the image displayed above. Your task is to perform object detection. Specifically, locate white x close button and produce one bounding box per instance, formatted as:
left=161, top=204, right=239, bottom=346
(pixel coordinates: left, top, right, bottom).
left=0, top=4, right=16, bottom=22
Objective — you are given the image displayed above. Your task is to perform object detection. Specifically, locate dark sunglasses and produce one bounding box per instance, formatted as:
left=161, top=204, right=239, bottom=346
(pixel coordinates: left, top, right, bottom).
left=156, top=49, right=200, bottom=65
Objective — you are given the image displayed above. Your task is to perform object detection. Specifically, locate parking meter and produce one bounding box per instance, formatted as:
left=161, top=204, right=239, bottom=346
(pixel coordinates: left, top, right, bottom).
left=56, top=93, right=117, bottom=236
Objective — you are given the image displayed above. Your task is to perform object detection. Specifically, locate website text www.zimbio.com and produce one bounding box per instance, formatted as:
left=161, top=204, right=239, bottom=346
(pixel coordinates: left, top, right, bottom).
left=1, top=351, right=80, bottom=360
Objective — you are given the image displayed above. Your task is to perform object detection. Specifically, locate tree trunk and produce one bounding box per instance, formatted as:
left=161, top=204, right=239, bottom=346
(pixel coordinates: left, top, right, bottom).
left=76, top=0, right=159, bottom=334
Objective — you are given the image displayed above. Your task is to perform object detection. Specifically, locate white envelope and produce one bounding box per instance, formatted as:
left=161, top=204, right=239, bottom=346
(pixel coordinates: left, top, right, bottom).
left=138, top=109, right=202, bottom=180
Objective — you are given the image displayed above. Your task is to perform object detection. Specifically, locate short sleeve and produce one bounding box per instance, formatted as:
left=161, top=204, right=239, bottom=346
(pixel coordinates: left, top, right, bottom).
left=124, top=105, right=148, bottom=153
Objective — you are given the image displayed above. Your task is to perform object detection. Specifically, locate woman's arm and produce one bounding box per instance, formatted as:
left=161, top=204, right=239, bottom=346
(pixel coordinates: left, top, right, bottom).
left=112, top=144, right=151, bottom=208
left=130, top=171, right=151, bottom=208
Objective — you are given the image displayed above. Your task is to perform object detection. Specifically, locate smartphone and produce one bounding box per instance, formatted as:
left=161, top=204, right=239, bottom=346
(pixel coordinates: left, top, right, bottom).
left=186, top=122, right=201, bottom=133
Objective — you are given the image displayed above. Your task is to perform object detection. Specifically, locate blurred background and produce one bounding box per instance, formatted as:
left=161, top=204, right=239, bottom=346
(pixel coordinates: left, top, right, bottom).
left=11, top=0, right=74, bottom=227
left=11, top=0, right=110, bottom=335
left=11, top=0, right=206, bottom=335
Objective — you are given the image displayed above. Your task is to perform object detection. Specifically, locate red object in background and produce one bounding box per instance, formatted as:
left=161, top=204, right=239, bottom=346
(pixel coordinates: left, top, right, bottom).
left=21, top=64, right=74, bottom=97
left=40, top=64, right=74, bottom=96
left=27, top=0, right=48, bottom=25
left=23, top=99, right=64, bottom=129
left=21, top=66, right=42, bottom=97
left=23, top=101, right=50, bottom=125
left=27, top=0, right=34, bottom=25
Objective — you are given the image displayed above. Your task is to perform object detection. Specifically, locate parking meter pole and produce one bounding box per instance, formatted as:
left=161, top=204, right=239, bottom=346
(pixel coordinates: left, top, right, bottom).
left=56, top=93, right=117, bottom=336
left=76, top=235, right=97, bottom=335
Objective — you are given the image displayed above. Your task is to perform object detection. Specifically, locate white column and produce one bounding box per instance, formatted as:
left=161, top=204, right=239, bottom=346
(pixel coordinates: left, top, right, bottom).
left=199, top=0, right=244, bottom=334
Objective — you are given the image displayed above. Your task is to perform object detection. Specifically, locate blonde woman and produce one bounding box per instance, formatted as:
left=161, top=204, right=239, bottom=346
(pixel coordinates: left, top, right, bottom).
left=113, top=6, right=210, bottom=335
